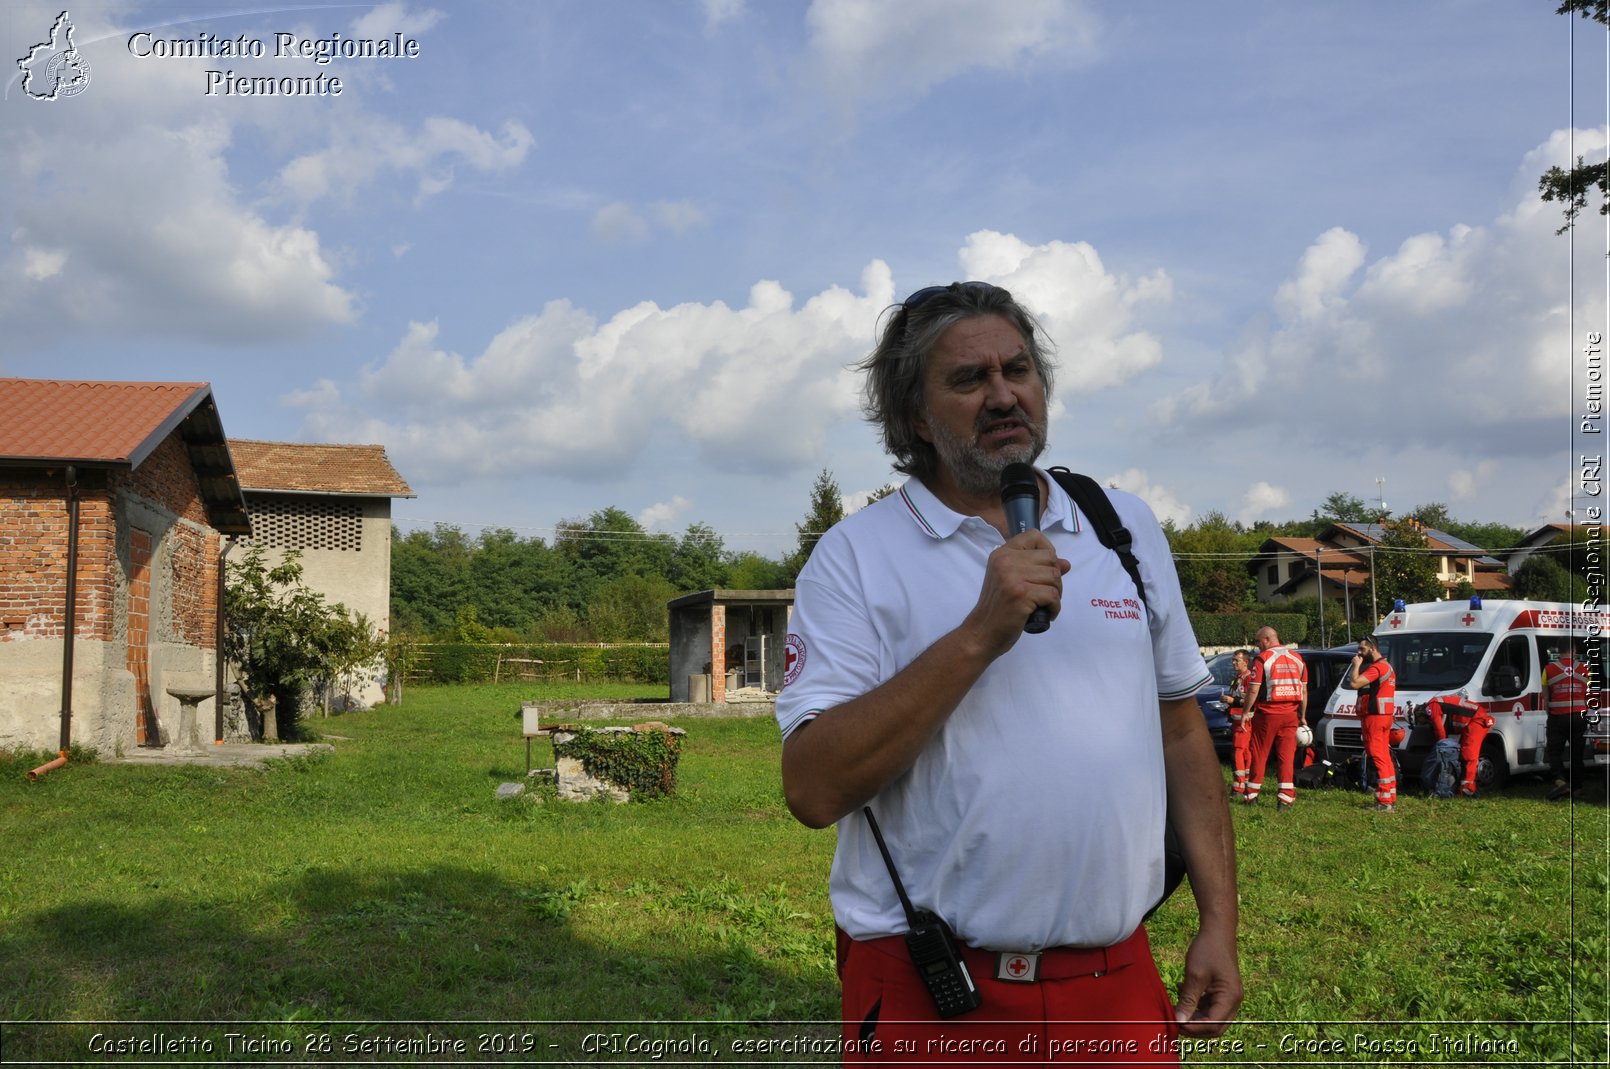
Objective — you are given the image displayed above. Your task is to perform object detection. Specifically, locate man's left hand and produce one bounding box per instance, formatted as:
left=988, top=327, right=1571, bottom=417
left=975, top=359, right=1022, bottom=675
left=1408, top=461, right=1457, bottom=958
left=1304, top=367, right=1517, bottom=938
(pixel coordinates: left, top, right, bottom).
left=1173, top=929, right=1244, bottom=1037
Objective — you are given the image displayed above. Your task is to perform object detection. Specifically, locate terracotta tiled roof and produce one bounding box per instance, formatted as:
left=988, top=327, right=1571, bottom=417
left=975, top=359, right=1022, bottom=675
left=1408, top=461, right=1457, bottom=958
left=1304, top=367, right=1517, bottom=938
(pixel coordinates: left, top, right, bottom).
left=0, top=378, right=210, bottom=466
left=229, top=439, right=414, bottom=498
left=0, top=378, right=250, bottom=534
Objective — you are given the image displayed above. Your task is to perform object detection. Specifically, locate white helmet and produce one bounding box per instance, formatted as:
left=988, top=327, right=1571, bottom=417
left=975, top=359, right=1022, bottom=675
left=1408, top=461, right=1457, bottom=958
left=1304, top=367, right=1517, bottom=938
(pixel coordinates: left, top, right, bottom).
left=1295, top=725, right=1314, bottom=748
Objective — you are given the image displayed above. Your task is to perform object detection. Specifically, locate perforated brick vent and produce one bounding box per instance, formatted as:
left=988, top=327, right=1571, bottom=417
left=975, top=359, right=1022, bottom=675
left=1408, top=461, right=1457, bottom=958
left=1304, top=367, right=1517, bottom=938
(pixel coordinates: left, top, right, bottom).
left=247, top=496, right=363, bottom=552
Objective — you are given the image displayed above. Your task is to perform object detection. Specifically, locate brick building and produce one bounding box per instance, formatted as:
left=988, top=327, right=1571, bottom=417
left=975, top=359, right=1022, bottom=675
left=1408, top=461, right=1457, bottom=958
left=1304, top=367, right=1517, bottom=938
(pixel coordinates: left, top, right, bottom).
left=0, top=379, right=251, bottom=754
left=227, top=440, right=414, bottom=709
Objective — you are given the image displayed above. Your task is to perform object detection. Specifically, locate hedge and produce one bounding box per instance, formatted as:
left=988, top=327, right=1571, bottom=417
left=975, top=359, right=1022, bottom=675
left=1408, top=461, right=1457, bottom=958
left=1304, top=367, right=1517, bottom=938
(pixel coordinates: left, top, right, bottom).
left=409, top=643, right=669, bottom=686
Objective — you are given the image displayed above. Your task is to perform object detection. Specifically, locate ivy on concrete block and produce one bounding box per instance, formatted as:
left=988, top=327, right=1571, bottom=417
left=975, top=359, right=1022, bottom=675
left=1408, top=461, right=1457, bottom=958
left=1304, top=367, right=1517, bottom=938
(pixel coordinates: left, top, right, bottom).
left=550, top=723, right=686, bottom=801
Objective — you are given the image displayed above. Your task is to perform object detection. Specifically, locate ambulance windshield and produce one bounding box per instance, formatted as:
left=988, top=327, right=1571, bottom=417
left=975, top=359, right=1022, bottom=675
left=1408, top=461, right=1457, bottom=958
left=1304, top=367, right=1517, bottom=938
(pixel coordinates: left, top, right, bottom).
left=1375, top=632, right=1493, bottom=691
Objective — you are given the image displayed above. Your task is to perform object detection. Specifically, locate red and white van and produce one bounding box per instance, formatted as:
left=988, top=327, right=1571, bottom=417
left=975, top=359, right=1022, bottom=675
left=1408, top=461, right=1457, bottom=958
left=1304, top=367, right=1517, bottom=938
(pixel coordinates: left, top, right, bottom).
left=1322, top=599, right=1608, bottom=790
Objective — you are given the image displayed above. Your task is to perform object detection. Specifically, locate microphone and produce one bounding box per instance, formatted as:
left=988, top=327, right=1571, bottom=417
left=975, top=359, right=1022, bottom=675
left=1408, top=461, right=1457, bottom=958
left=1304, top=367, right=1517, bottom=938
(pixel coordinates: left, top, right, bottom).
left=999, top=462, right=1051, bottom=634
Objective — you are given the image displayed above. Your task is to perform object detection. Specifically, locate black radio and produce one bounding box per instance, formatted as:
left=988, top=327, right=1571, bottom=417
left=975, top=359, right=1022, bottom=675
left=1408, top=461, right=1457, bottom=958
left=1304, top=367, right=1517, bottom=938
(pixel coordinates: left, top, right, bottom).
left=904, top=908, right=982, bottom=1017
left=863, top=807, right=984, bottom=1018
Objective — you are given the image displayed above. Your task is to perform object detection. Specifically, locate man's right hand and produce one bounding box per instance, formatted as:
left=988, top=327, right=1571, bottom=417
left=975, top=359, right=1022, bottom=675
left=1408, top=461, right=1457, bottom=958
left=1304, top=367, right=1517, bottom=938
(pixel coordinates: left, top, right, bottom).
left=961, top=530, right=1070, bottom=659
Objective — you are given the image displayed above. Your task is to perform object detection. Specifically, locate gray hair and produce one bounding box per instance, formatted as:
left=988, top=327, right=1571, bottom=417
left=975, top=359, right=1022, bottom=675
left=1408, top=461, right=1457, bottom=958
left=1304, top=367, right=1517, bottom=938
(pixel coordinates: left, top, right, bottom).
left=855, top=282, right=1056, bottom=481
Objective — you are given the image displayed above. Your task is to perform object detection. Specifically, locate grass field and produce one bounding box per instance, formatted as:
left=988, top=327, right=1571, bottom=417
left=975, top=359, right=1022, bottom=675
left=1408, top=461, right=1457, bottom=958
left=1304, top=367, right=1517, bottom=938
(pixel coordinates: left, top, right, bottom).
left=1, top=682, right=1606, bottom=1065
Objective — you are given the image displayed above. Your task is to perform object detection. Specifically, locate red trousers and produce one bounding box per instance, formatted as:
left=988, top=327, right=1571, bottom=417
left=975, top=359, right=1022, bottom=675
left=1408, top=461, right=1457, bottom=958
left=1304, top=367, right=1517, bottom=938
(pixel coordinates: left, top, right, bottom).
left=1456, top=720, right=1490, bottom=794
left=1360, top=714, right=1397, bottom=805
left=1230, top=721, right=1253, bottom=795
left=1247, top=711, right=1298, bottom=805
left=838, top=925, right=1179, bottom=1064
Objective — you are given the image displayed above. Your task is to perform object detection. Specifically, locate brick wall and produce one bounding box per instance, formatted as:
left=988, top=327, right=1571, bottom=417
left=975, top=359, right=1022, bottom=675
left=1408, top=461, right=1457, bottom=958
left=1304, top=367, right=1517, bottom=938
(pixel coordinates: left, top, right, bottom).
left=0, top=476, right=118, bottom=642
left=113, top=434, right=218, bottom=648
left=1, top=432, right=219, bottom=648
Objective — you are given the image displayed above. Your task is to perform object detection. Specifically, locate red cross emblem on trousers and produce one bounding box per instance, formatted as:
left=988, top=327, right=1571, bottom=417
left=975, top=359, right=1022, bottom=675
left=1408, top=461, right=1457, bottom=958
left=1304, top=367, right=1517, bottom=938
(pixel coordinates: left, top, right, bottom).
left=995, top=952, right=1040, bottom=982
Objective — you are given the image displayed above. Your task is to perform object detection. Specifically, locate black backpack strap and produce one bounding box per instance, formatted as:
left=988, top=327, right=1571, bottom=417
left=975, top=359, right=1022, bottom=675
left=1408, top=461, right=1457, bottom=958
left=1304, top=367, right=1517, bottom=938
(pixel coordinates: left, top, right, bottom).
left=1047, top=466, right=1148, bottom=609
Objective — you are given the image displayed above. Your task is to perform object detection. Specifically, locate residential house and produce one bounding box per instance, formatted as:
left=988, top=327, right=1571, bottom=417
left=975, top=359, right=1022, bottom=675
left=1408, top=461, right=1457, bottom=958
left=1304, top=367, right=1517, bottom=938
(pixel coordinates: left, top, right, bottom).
left=1250, top=521, right=1510, bottom=612
left=0, top=379, right=251, bottom=753
left=227, top=439, right=414, bottom=709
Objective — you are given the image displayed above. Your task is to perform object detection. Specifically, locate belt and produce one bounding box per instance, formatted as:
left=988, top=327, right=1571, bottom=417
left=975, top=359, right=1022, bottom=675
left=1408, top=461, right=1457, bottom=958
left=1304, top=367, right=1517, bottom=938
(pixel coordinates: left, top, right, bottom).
left=855, top=924, right=1146, bottom=983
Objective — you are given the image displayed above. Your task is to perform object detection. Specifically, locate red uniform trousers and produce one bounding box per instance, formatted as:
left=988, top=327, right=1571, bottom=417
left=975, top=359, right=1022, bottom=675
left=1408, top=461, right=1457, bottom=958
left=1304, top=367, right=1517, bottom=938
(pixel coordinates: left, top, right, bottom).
left=1456, top=718, right=1490, bottom=795
left=1230, top=718, right=1254, bottom=796
left=1360, top=713, right=1397, bottom=806
left=1246, top=710, right=1298, bottom=806
left=838, top=925, right=1178, bottom=1065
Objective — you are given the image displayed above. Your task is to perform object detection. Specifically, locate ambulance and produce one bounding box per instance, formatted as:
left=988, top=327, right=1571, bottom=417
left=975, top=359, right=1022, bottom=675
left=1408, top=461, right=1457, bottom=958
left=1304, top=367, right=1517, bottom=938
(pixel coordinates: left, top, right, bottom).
left=1321, top=599, right=1609, bottom=790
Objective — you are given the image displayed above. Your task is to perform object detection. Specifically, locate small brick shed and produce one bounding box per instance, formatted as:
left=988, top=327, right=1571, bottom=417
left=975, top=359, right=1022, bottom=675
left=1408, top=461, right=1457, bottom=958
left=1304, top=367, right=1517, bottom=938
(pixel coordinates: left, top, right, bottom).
left=0, top=379, right=251, bottom=754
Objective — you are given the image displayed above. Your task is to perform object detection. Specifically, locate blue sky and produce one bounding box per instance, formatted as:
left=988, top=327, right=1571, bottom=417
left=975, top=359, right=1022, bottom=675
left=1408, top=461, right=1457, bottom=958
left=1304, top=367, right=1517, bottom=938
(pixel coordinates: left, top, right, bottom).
left=3, top=1, right=1605, bottom=556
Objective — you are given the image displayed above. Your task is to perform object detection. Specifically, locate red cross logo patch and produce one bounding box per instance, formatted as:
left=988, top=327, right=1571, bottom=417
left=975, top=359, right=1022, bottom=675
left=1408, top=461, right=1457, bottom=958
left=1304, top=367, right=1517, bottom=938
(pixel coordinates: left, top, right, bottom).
left=995, top=952, right=1040, bottom=982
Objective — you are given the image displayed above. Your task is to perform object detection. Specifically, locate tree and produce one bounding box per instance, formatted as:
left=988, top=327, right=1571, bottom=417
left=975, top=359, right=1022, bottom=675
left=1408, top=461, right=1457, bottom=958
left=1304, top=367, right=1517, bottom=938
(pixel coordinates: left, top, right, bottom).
left=1372, top=519, right=1444, bottom=608
left=1539, top=2, right=1609, bottom=231
left=1408, top=502, right=1453, bottom=531
left=225, top=545, right=385, bottom=735
left=667, top=522, right=729, bottom=593
left=1512, top=554, right=1580, bottom=601
left=555, top=507, right=674, bottom=610
left=1167, top=511, right=1258, bottom=613
left=1314, top=492, right=1374, bottom=524
left=786, top=469, right=846, bottom=581
left=725, top=550, right=792, bottom=590
left=588, top=574, right=678, bottom=642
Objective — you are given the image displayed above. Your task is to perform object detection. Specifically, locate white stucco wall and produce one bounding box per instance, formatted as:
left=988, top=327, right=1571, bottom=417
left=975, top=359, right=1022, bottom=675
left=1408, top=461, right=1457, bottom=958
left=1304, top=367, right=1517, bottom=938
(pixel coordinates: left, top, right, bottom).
left=243, top=494, right=393, bottom=708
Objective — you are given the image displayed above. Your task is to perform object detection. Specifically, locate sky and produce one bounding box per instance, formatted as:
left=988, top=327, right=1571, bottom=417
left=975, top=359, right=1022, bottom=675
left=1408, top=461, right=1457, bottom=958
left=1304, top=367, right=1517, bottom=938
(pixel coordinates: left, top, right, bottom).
left=2, top=0, right=1606, bottom=558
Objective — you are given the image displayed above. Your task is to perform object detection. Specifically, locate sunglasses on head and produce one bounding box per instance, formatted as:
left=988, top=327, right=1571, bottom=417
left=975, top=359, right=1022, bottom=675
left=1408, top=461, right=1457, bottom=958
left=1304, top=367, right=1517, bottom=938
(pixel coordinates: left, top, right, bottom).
left=901, top=280, right=1006, bottom=312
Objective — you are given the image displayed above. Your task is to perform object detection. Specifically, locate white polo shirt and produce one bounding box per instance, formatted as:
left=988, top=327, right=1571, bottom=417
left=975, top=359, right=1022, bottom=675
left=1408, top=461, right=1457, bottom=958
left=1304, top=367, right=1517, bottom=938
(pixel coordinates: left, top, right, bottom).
left=777, top=470, right=1209, bottom=951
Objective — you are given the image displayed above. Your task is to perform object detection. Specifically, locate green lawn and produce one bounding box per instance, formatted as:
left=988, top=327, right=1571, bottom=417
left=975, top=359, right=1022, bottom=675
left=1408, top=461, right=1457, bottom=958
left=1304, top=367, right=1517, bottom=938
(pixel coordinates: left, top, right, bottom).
left=1, top=684, right=1605, bottom=1064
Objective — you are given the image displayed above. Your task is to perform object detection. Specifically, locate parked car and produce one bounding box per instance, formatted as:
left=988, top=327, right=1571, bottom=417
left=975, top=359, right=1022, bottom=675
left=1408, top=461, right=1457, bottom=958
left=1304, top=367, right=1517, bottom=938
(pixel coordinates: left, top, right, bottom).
left=1195, top=645, right=1355, bottom=763
left=1195, top=651, right=1240, bottom=759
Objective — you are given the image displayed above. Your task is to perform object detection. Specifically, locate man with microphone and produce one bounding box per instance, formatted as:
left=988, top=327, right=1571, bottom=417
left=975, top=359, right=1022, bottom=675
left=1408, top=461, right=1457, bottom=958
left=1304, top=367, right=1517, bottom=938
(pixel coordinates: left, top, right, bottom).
left=777, top=281, right=1241, bottom=1062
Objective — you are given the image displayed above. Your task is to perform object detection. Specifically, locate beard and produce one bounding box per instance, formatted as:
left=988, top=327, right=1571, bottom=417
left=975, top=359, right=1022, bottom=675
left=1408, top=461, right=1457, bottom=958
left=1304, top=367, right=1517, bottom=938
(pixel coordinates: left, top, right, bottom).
left=925, top=403, right=1048, bottom=498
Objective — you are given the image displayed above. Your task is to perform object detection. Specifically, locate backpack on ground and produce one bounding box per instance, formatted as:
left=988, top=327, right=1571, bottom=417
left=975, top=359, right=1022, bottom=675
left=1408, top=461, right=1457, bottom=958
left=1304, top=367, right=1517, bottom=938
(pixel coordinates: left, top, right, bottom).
left=1421, top=737, right=1462, bottom=799
left=1295, top=759, right=1345, bottom=790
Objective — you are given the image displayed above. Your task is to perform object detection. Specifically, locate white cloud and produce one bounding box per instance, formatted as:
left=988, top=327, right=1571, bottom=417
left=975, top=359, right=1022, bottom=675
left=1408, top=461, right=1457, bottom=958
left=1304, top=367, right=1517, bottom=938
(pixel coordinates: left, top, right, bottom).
left=1447, top=461, right=1496, bottom=503
left=1101, top=468, right=1192, bottom=527
left=0, top=3, right=527, bottom=347
left=639, top=496, right=693, bottom=530
left=295, top=260, right=899, bottom=481
left=806, top=0, right=1100, bottom=102
left=1153, top=131, right=1603, bottom=468
left=21, top=248, right=66, bottom=281
left=592, top=202, right=651, bottom=243
left=956, top=229, right=1171, bottom=394
left=276, top=117, right=534, bottom=205
left=1237, top=482, right=1290, bottom=525
left=290, top=231, right=1174, bottom=488
left=702, top=0, right=745, bottom=33
left=654, top=200, right=709, bottom=235
left=351, top=2, right=446, bottom=38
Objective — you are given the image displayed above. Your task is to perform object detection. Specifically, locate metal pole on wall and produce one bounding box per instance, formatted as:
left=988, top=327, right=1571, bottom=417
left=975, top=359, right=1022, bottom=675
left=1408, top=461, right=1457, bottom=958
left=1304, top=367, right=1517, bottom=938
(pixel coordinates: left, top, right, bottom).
left=1316, top=546, right=1324, bottom=647
left=215, top=539, right=233, bottom=744
left=59, top=465, right=80, bottom=753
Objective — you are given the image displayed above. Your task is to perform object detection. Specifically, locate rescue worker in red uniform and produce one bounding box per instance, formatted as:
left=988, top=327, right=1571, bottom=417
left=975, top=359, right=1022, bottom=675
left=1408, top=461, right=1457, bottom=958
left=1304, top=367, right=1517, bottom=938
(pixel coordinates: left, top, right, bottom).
left=1542, top=640, right=1593, bottom=800
left=1425, top=694, right=1494, bottom=798
left=1243, top=627, right=1307, bottom=810
left=1348, top=635, right=1398, bottom=812
left=1227, top=649, right=1255, bottom=797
